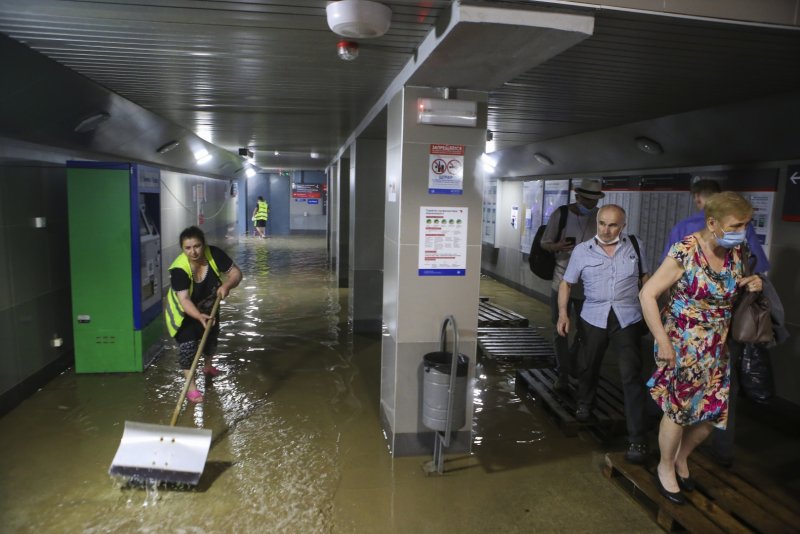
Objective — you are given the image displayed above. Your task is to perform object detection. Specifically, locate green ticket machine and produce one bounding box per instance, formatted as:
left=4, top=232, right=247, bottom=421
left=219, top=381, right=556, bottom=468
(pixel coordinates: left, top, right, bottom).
left=67, top=161, right=164, bottom=373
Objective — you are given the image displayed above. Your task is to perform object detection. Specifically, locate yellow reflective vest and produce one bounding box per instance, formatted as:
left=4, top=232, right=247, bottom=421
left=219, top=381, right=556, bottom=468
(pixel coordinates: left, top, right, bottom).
left=165, top=247, right=221, bottom=337
left=253, top=200, right=269, bottom=221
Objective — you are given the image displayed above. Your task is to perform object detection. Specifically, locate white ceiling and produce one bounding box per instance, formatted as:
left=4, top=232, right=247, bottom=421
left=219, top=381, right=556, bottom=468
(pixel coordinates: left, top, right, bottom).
left=1, top=0, right=799, bottom=173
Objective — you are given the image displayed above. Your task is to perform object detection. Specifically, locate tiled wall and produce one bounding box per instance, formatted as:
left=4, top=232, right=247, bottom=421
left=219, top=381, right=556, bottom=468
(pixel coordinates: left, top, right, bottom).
left=0, top=164, right=73, bottom=402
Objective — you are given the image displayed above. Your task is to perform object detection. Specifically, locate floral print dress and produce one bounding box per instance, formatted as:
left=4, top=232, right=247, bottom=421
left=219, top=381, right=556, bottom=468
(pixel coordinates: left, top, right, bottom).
left=647, top=235, right=744, bottom=428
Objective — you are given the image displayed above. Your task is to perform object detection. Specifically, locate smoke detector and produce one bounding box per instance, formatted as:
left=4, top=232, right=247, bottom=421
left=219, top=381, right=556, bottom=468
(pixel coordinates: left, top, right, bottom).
left=326, top=0, right=391, bottom=39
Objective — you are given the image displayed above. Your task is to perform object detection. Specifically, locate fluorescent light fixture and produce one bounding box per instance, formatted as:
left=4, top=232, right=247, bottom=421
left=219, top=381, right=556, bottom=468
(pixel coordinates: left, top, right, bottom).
left=533, top=152, right=553, bottom=166
left=310, top=152, right=321, bottom=159
left=635, top=136, right=663, bottom=155
left=156, top=140, right=180, bottom=154
left=480, top=153, right=497, bottom=174
left=417, top=98, right=477, bottom=127
left=245, top=167, right=256, bottom=178
left=74, top=112, right=110, bottom=133
left=194, top=148, right=212, bottom=164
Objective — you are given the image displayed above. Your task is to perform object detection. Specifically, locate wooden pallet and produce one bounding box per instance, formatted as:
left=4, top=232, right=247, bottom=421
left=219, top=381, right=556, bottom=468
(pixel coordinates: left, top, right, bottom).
left=477, top=301, right=530, bottom=327
left=515, top=368, right=627, bottom=438
left=604, top=451, right=800, bottom=533
left=477, top=327, right=554, bottom=366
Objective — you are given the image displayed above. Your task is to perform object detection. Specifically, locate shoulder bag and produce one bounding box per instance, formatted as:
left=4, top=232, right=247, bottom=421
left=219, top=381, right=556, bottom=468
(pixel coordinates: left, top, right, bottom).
left=730, top=245, right=773, bottom=344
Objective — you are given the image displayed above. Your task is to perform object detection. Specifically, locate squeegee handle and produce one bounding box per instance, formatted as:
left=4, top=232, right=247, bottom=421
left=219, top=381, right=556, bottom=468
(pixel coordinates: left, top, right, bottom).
left=169, top=295, right=222, bottom=426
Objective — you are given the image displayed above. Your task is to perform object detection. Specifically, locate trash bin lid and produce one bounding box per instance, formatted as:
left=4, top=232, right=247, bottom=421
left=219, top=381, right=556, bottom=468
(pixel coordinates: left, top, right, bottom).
left=423, top=351, right=468, bottom=376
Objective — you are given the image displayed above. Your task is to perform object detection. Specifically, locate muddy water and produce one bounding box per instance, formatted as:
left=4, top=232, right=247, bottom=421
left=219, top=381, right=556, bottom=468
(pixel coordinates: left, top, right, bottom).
left=0, top=235, right=660, bottom=533
left=0, top=236, right=356, bottom=532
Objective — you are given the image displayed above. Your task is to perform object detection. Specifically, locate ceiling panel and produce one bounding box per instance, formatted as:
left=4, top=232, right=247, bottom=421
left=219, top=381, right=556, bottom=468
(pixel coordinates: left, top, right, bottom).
left=0, top=0, right=799, bottom=171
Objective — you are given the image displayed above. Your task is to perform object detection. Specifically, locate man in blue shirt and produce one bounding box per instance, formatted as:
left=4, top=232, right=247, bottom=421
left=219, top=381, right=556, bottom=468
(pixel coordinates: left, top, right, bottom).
left=661, top=180, right=770, bottom=468
left=558, top=204, right=650, bottom=464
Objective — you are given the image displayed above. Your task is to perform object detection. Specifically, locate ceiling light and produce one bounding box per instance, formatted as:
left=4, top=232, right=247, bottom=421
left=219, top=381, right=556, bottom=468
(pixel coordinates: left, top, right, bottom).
left=245, top=167, right=256, bottom=178
left=74, top=112, right=110, bottom=133
left=156, top=140, right=180, bottom=154
left=635, top=136, right=663, bottom=155
left=326, top=0, right=391, bottom=39
left=336, top=40, right=359, bottom=61
left=533, top=152, right=553, bottom=166
left=194, top=148, right=212, bottom=164
left=310, top=152, right=320, bottom=159
left=273, top=150, right=280, bottom=156
left=417, top=98, right=477, bottom=127
left=480, top=153, right=497, bottom=174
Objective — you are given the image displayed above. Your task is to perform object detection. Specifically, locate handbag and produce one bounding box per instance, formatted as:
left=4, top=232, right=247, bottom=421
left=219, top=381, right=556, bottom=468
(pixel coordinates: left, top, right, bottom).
left=730, top=245, right=774, bottom=344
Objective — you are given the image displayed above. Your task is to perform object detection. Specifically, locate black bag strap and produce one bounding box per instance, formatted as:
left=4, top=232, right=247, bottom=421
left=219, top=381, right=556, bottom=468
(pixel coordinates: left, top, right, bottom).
left=629, top=234, right=643, bottom=277
left=553, top=204, right=569, bottom=242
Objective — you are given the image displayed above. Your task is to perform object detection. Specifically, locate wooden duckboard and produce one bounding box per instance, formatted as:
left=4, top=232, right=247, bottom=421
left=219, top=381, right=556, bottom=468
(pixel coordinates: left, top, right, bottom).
left=604, top=451, right=800, bottom=532
left=515, top=368, right=626, bottom=438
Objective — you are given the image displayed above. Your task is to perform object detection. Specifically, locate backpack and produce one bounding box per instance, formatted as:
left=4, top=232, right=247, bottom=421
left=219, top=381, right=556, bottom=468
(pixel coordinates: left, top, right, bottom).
left=528, top=205, right=568, bottom=280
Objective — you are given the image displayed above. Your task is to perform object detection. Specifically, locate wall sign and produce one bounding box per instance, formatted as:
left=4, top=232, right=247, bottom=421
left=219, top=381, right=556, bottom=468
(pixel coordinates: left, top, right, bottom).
left=782, top=164, right=800, bottom=222
left=419, top=206, right=468, bottom=276
left=428, top=144, right=464, bottom=195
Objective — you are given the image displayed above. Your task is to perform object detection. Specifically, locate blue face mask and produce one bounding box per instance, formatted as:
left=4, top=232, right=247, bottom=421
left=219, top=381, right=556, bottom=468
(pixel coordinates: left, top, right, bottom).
left=714, top=228, right=746, bottom=248
left=576, top=203, right=591, bottom=215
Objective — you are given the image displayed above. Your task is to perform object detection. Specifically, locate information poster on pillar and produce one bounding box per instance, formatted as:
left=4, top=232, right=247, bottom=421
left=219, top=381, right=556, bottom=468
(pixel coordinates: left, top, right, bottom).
left=419, top=207, right=468, bottom=276
left=428, top=144, right=464, bottom=195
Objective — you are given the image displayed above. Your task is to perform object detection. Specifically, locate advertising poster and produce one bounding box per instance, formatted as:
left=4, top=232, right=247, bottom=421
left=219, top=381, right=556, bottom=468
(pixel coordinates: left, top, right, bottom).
left=428, top=144, right=464, bottom=195
left=419, top=206, right=468, bottom=276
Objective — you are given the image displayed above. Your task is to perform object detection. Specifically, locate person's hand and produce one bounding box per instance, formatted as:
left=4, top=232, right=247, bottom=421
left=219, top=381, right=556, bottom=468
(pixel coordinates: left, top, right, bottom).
left=554, top=238, right=575, bottom=252
left=656, top=339, right=676, bottom=366
left=738, top=274, right=762, bottom=293
left=197, top=313, right=215, bottom=329
left=217, top=285, right=230, bottom=300
left=556, top=314, right=570, bottom=337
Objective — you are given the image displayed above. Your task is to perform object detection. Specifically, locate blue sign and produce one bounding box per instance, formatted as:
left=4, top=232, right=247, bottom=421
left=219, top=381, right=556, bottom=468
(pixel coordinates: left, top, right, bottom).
left=307, top=199, right=319, bottom=205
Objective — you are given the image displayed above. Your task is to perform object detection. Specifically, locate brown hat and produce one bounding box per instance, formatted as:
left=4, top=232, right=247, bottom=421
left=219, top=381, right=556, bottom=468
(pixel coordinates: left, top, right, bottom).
left=574, top=178, right=605, bottom=199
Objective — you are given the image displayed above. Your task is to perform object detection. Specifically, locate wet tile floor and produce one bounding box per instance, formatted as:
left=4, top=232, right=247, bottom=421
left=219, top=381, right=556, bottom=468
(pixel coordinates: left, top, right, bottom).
left=3, top=234, right=794, bottom=532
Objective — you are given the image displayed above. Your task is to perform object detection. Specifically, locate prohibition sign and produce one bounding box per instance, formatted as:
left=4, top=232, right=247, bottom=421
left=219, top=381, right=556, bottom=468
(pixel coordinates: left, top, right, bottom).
left=447, top=159, right=462, bottom=175
left=432, top=159, right=447, bottom=174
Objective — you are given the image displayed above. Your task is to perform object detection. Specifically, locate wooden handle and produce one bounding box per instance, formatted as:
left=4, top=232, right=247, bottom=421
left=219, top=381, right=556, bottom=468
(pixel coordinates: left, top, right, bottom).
left=170, top=295, right=222, bottom=426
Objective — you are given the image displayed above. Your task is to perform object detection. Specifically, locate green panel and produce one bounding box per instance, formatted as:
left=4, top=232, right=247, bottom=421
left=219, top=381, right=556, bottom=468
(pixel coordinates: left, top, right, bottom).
left=68, top=167, right=136, bottom=373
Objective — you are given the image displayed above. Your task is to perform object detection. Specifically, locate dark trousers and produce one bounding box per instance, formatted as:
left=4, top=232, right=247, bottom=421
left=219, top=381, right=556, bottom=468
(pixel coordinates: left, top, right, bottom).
left=579, top=310, right=647, bottom=445
left=710, top=340, right=743, bottom=460
left=550, top=290, right=584, bottom=381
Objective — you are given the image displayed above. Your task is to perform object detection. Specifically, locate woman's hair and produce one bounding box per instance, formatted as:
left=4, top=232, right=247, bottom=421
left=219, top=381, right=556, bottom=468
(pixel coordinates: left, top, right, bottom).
left=179, top=226, right=206, bottom=246
left=705, top=191, right=753, bottom=222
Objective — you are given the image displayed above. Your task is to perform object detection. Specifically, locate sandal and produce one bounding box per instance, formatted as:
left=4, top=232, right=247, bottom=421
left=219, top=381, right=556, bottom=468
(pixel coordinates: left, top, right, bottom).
left=187, top=390, right=204, bottom=403
left=203, top=365, right=221, bottom=377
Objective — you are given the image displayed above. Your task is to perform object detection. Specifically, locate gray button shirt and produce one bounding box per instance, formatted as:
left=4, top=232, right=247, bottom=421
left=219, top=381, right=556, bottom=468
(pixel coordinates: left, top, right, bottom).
left=562, top=234, right=648, bottom=329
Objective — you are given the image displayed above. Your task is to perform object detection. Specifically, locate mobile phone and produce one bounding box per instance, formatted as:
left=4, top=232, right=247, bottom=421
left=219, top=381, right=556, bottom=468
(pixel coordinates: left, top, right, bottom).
left=565, top=237, right=576, bottom=245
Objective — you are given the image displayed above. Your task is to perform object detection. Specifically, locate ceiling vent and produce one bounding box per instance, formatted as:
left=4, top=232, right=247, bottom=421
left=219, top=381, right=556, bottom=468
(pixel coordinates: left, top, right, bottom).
left=326, top=0, right=391, bottom=39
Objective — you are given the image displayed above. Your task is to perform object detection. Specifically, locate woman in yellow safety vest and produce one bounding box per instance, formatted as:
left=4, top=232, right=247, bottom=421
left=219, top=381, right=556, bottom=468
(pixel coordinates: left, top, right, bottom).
left=166, top=226, right=242, bottom=403
left=252, top=196, right=269, bottom=238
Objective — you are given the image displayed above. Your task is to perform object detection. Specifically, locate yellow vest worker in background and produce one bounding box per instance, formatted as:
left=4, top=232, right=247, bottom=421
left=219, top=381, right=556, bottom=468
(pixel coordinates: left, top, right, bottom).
left=252, top=196, right=269, bottom=238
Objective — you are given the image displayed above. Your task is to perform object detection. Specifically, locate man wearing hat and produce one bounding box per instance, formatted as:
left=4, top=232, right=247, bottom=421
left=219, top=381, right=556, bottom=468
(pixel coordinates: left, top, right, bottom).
left=540, top=178, right=604, bottom=392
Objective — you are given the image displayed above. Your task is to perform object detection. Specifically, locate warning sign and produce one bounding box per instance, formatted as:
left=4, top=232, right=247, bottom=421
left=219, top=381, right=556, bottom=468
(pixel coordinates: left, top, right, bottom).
left=428, top=144, right=464, bottom=195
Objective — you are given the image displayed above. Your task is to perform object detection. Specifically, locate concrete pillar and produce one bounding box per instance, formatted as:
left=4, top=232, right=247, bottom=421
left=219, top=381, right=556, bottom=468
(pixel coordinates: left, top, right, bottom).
left=380, top=86, right=487, bottom=456
left=348, top=138, right=386, bottom=333
left=336, top=157, right=350, bottom=287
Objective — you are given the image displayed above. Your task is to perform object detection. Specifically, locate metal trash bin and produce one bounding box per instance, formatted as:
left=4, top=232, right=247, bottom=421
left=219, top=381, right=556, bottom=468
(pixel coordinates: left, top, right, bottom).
left=422, top=351, right=468, bottom=432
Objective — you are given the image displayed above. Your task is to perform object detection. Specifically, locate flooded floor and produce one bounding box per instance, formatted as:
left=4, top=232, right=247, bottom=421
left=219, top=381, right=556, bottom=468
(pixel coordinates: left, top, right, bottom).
left=0, top=235, right=796, bottom=532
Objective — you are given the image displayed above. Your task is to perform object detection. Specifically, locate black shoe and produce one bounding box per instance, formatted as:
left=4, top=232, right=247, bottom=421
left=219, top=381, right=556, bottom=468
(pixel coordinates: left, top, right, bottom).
left=575, top=406, right=591, bottom=422
left=655, top=474, right=686, bottom=505
left=676, top=473, right=695, bottom=492
left=625, top=443, right=647, bottom=465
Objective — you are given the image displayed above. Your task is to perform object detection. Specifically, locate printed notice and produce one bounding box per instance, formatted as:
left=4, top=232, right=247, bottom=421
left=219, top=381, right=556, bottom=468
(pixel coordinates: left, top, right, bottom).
left=428, top=144, right=464, bottom=195
left=419, top=207, right=468, bottom=276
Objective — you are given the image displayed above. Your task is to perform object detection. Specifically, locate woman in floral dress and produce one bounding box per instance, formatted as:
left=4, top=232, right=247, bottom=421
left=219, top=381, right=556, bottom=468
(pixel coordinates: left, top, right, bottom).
left=639, top=192, right=763, bottom=505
